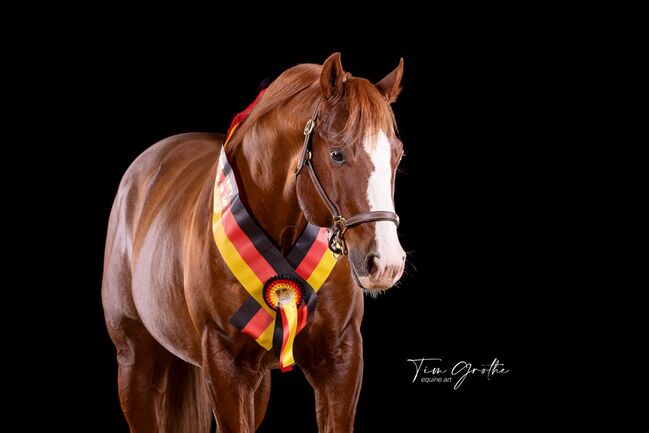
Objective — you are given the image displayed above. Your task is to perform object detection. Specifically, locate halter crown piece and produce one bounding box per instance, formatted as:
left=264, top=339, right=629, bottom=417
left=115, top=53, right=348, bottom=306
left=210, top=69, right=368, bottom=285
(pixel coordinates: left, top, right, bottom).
left=214, top=90, right=399, bottom=371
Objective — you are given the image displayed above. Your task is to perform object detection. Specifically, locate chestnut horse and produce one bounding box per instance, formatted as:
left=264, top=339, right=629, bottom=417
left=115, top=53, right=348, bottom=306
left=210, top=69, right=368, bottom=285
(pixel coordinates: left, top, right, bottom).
left=102, top=53, right=406, bottom=433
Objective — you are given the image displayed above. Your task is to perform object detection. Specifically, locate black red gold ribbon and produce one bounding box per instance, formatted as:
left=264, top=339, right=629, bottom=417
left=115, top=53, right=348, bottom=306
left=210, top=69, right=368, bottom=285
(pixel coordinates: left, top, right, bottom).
left=212, top=93, right=337, bottom=371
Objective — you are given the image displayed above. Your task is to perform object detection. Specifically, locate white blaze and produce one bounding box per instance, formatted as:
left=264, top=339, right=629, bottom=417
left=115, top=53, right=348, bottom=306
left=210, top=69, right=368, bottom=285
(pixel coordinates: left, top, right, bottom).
left=364, top=130, right=404, bottom=265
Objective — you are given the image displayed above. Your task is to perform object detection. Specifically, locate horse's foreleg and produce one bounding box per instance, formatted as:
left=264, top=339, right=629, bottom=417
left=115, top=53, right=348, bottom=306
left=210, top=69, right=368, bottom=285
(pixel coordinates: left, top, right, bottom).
left=201, top=327, right=265, bottom=433
left=254, top=371, right=271, bottom=430
left=300, top=328, right=364, bottom=433
left=111, top=319, right=174, bottom=433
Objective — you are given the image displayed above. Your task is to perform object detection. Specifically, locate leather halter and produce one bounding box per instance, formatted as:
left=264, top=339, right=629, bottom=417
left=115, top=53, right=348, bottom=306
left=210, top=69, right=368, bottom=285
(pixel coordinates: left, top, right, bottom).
left=295, top=102, right=400, bottom=256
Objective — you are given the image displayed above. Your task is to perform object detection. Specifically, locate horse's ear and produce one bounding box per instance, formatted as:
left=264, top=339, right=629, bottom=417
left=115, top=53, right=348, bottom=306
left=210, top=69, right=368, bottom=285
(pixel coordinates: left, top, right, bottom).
left=376, top=57, right=404, bottom=103
left=320, top=52, right=345, bottom=100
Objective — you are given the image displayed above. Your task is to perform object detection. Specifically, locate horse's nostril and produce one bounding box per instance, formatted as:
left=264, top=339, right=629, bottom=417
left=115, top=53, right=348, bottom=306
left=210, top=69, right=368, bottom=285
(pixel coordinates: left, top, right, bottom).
left=365, top=253, right=381, bottom=276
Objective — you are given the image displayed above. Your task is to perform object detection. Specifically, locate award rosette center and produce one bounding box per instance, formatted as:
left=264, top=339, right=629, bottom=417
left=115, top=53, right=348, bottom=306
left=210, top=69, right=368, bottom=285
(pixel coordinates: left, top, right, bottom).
left=263, top=275, right=305, bottom=310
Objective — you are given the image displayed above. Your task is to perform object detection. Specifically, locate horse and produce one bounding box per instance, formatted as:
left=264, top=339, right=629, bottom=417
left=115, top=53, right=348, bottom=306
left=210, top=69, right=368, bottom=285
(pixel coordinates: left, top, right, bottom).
left=102, top=52, right=406, bottom=433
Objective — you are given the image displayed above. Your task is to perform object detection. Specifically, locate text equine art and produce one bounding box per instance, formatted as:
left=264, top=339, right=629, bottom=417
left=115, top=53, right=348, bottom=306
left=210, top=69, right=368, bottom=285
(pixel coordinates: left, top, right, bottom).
left=102, top=53, right=406, bottom=433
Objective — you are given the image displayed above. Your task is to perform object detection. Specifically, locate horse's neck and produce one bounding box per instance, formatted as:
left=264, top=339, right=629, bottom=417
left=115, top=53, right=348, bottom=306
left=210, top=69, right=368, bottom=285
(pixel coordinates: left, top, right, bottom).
left=228, top=119, right=306, bottom=254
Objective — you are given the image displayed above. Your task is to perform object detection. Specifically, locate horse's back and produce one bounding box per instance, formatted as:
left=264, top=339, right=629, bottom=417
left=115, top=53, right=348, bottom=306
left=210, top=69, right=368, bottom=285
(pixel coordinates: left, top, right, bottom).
left=102, top=132, right=223, bottom=365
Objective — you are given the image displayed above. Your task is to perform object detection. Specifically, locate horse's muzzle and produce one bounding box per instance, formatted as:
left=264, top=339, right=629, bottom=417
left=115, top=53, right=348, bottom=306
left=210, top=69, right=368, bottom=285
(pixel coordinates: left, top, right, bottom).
left=350, top=247, right=405, bottom=290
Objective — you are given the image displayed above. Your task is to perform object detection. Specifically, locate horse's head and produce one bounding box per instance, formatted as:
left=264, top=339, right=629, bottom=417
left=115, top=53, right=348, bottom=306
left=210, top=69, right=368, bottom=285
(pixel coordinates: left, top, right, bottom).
left=297, top=53, right=406, bottom=291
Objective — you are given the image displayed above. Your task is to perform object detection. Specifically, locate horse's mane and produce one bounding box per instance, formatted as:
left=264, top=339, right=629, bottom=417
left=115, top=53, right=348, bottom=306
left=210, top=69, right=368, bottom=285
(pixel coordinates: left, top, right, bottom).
left=228, top=62, right=396, bottom=150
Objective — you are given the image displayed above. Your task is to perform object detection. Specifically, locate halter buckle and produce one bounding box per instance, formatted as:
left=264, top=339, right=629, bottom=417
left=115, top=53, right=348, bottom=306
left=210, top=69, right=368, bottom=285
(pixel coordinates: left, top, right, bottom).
left=333, top=216, right=347, bottom=234
left=304, top=119, right=315, bottom=135
left=328, top=231, right=346, bottom=257
left=328, top=216, right=349, bottom=256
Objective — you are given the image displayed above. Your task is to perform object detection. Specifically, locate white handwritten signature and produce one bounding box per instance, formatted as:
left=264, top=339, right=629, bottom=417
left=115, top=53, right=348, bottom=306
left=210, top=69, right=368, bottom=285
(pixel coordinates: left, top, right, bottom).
left=407, top=357, right=509, bottom=390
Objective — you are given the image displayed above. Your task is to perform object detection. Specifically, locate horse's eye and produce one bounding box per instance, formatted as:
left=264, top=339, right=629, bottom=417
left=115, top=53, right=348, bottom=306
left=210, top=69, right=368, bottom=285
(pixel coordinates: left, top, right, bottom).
left=329, top=149, right=346, bottom=164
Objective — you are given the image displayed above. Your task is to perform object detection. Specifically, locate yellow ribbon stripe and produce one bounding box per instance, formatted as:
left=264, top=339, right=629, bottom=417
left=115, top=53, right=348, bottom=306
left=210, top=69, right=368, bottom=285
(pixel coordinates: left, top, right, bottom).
left=223, top=123, right=239, bottom=148
left=280, top=303, right=299, bottom=369
left=256, top=322, right=275, bottom=350
left=306, top=249, right=338, bottom=292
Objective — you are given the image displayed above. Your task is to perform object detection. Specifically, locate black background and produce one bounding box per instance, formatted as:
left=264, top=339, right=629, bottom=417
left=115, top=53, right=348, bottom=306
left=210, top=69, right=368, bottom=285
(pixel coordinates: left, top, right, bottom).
left=31, top=11, right=647, bottom=433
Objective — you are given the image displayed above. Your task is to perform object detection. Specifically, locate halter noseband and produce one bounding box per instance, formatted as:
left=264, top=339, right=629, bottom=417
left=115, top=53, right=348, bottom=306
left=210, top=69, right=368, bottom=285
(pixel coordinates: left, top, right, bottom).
left=295, top=102, right=400, bottom=256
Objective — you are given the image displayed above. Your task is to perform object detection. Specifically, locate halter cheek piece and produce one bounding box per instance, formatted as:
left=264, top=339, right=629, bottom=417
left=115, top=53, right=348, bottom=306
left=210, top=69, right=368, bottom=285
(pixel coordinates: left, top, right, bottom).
left=295, top=102, right=400, bottom=256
